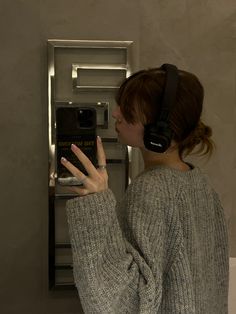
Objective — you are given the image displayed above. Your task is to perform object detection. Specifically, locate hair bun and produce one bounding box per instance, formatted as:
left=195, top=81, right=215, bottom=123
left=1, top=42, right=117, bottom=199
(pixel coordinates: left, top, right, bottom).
left=194, top=121, right=212, bottom=141
left=179, top=120, right=214, bottom=158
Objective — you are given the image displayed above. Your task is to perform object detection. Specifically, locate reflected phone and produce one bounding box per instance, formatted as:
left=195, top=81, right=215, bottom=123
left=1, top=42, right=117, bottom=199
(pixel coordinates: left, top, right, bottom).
left=56, top=107, right=97, bottom=185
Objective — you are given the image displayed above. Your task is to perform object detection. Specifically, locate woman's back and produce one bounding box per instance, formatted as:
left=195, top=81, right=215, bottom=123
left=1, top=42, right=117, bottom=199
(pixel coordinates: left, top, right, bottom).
left=124, top=164, right=229, bottom=313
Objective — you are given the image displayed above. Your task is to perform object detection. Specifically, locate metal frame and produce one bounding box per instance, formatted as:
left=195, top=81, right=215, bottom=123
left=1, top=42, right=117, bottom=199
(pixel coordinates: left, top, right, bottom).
left=48, top=40, right=133, bottom=186
left=72, top=63, right=127, bottom=90
left=47, top=39, right=134, bottom=290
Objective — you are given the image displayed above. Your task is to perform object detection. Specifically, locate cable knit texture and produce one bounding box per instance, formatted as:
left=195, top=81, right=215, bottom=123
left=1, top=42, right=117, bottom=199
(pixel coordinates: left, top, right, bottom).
left=66, top=164, right=229, bottom=314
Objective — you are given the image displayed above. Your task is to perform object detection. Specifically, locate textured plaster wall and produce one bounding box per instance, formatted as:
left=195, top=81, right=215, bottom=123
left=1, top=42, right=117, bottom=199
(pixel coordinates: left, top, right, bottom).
left=0, top=0, right=235, bottom=313
left=139, top=0, right=236, bottom=256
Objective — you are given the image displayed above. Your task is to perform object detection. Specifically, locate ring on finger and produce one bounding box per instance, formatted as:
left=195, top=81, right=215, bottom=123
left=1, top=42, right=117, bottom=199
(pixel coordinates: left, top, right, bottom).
left=98, top=165, right=106, bottom=170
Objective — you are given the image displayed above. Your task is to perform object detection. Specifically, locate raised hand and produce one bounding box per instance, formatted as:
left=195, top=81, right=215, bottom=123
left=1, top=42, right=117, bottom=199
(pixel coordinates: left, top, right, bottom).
left=60, top=136, right=108, bottom=196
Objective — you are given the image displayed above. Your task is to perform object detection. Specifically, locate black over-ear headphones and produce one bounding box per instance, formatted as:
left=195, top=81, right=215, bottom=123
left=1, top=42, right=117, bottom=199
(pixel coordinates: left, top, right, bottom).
left=143, top=63, right=179, bottom=153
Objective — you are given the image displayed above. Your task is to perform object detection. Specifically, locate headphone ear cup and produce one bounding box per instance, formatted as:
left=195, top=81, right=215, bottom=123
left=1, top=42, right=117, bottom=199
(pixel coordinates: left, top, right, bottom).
left=144, top=122, right=172, bottom=153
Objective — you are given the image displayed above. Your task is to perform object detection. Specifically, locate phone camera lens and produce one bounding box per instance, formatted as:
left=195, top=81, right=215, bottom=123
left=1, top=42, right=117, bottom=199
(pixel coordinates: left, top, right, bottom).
left=77, top=109, right=94, bottom=128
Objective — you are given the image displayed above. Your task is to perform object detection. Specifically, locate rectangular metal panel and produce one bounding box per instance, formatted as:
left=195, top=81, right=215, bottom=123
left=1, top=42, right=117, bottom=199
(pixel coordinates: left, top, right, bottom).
left=48, top=39, right=134, bottom=290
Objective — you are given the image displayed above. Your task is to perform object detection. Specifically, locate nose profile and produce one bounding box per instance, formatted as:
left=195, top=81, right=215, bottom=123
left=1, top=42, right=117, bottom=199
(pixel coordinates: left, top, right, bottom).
left=112, top=106, right=119, bottom=119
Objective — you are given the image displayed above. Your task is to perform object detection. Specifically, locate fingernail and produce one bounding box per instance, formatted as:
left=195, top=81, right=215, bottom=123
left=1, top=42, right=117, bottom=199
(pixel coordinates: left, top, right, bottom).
left=61, top=157, right=67, bottom=163
left=71, top=143, right=76, bottom=149
left=97, top=136, right=102, bottom=142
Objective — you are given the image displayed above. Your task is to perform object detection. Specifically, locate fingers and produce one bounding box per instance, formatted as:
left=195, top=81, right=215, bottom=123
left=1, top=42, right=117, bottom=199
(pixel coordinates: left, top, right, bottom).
left=60, top=157, right=88, bottom=183
left=69, top=186, right=90, bottom=196
left=70, top=144, right=99, bottom=178
left=60, top=138, right=108, bottom=195
left=96, top=136, right=107, bottom=168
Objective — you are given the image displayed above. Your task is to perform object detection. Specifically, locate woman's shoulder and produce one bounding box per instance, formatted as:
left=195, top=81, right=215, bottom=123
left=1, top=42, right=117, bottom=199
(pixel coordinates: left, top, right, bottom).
left=126, top=165, right=181, bottom=199
left=120, top=167, right=183, bottom=233
left=127, top=162, right=206, bottom=199
left=131, top=164, right=183, bottom=186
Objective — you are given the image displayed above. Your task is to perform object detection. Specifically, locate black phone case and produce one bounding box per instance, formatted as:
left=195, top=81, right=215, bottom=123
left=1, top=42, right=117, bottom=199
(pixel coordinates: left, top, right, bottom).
left=56, top=107, right=97, bottom=182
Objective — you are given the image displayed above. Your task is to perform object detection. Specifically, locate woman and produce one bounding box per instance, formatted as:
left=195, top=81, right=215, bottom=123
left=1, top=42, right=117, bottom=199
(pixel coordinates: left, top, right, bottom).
left=60, top=64, right=229, bottom=313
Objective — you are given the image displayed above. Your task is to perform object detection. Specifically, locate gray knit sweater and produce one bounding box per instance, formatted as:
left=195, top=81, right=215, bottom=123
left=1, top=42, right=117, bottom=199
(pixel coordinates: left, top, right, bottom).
left=66, top=164, right=229, bottom=314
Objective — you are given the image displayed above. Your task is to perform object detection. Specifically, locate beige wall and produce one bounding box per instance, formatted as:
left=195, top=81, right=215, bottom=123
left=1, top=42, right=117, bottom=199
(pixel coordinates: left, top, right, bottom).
left=0, top=0, right=235, bottom=313
left=140, top=0, right=236, bottom=255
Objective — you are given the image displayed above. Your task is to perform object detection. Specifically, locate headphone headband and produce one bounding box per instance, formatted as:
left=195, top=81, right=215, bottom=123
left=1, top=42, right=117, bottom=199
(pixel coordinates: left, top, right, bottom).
left=143, top=63, right=179, bottom=153
left=159, top=64, right=179, bottom=121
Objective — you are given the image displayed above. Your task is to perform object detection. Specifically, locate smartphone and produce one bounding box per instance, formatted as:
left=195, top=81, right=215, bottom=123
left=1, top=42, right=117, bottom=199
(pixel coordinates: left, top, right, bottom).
left=56, top=107, right=97, bottom=185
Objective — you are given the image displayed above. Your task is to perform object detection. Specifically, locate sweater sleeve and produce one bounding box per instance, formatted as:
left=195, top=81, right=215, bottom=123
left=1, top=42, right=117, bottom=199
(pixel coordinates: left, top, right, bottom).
left=66, top=186, right=164, bottom=314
